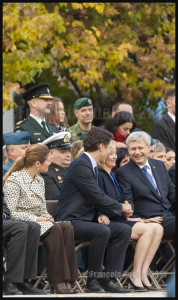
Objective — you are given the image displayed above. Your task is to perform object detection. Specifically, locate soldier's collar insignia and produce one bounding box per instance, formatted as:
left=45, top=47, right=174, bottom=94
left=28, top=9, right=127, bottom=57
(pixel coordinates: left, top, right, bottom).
left=58, top=176, right=62, bottom=181
left=63, top=134, right=70, bottom=143
left=55, top=168, right=59, bottom=171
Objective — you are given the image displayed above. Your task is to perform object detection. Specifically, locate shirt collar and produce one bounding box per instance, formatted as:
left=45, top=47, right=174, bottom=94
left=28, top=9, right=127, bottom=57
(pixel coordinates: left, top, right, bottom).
left=30, top=114, right=46, bottom=125
left=168, top=112, right=175, bottom=123
left=84, top=152, right=97, bottom=169
left=136, top=159, right=150, bottom=169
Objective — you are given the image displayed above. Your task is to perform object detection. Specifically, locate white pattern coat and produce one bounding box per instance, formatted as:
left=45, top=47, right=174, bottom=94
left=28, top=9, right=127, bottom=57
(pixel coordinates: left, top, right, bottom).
left=3, top=168, right=54, bottom=236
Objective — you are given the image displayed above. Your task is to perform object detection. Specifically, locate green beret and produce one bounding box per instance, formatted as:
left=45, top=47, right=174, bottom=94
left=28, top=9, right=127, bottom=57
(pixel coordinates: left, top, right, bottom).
left=74, top=97, right=93, bottom=110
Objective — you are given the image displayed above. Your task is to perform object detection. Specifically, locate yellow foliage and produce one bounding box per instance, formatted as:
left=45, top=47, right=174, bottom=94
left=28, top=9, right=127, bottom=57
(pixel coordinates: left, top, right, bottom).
left=72, top=3, right=83, bottom=10
left=95, top=4, right=105, bottom=14
left=3, top=82, right=20, bottom=112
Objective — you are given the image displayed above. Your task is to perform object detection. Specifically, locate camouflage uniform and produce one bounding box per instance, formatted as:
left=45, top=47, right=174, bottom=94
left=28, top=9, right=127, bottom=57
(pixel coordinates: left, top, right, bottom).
left=69, top=122, right=93, bottom=143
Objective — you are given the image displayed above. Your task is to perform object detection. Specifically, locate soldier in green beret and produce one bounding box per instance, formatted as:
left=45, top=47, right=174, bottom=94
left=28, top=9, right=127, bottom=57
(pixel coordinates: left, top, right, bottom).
left=69, top=97, right=94, bottom=143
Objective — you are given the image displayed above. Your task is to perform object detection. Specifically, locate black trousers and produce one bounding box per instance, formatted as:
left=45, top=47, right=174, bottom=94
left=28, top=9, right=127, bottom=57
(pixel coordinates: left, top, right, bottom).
left=3, top=219, right=40, bottom=283
left=71, top=220, right=131, bottom=278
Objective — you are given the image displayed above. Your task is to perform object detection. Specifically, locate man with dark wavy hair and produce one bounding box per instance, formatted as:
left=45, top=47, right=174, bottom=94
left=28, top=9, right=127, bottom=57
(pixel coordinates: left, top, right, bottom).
left=55, top=127, right=132, bottom=294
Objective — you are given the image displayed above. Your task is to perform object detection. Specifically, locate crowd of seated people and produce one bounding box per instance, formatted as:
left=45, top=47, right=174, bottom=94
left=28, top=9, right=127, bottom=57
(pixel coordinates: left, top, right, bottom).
left=2, top=84, right=175, bottom=295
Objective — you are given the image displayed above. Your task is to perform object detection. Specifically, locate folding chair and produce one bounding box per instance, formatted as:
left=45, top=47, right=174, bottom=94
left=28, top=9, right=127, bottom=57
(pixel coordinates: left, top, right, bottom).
left=119, top=240, right=162, bottom=289
left=154, top=240, right=175, bottom=287
left=34, top=200, right=90, bottom=293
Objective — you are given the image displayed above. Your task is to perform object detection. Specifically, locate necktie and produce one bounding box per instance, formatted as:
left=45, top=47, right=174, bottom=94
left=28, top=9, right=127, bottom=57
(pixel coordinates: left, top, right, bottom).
left=110, top=172, right=123, bottom=200
left=94, top=166, right=98, bottom=182
left=41, top=121, right=49, bottom=135
left=142, top=165, right=159, bottom=193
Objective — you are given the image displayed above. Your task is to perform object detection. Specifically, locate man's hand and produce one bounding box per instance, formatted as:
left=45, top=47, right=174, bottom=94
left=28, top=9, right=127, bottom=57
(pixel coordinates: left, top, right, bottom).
left=122, top=200, right=132, bottom=212
left=98, top=215, right=110, bottom=225
left=123, top=210, right=133, bottom=218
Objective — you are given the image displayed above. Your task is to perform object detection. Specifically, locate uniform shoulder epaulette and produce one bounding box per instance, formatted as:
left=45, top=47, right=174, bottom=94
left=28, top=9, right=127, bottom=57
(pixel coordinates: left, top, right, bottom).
left=15, top=118, right=28, bottom=127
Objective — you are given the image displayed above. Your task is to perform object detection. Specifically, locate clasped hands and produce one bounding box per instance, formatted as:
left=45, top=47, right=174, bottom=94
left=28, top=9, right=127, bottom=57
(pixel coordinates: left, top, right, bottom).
left=36, top=214, right=54, bottom=222
left=122, top=200, right=133, bottom=218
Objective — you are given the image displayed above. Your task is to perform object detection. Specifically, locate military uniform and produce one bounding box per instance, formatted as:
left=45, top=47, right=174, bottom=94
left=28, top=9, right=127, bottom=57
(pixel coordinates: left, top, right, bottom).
left=3, top=131, right=31, bottom=176
left=41, top=131, right=73, bottom=200
left=69, top=97, right=94, bottom=143
left=14, top=83, right=58, bottom=144
left=69, top=122, right=92, bottom=143
left=41, top=163, right=67, bottom=200
left=3, top=159, right=14, bottom=177
left=15, top=116, right=58, bottom=144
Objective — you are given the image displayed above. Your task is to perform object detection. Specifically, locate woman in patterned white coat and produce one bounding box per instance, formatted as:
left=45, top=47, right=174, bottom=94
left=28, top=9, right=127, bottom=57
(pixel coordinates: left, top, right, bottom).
left=3, top=144, right=79, bottom=294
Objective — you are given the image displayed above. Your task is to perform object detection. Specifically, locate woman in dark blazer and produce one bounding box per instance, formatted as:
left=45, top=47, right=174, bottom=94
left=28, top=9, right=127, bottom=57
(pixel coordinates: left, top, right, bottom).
left=98, top=141, right=163, bottom=291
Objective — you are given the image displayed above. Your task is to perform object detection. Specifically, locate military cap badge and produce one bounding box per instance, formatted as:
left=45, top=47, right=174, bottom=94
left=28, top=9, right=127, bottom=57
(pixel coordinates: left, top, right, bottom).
left=63, top=134, right=70, bottom=143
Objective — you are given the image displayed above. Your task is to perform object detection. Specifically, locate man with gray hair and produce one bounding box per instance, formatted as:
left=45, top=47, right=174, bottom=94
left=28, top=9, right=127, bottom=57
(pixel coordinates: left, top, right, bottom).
left=115, top=131, right=175, bottom=241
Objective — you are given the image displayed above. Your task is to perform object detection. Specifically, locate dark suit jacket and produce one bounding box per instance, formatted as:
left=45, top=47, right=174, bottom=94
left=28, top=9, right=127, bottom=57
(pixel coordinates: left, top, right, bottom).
left=55, top=153, right=123, bottom=222
left=115, top=158, right=175, bottom=218
left=41, top=163, right=67, bottom=200
left=14, top=115, right=58, bottom=144
left=168, top=163, right=175, bottom=186
left=98, top=169, right=126, bottom=221
left=151, top=113, right=175, bottom=150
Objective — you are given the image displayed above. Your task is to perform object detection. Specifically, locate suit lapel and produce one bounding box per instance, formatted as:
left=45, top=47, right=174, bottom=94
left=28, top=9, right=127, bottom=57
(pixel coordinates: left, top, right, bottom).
left=28, top=116, right=50, bottom=138
left=148, top=159, right=163, bottom=199
left=130, top=160, right=161, bottom=198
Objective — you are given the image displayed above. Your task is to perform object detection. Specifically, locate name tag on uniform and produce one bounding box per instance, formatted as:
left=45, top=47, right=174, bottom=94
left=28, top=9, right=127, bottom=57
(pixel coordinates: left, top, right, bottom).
left=34, top=133, right=41, bottom=135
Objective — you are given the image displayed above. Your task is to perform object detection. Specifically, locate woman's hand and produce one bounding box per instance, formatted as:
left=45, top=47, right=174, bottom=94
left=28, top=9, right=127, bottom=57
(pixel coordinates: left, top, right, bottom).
left=36, top=214, right=54, bottom=222
left=127, top=217, right=144, bottom=222
left=98, top=215, right=110, bottom=225
left=143, top=216, right=163, bottom=224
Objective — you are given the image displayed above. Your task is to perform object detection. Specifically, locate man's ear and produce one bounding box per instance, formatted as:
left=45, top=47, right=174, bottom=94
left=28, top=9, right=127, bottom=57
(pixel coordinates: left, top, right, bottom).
left=31, top=99, right=37, bottom=108
left=49, top=150, right=54, bottom=160
left=74, top=110, right=79, bottom=118
left=98, top=143, right=104, bottom=151
left=10, top=146, right=15, bottom=157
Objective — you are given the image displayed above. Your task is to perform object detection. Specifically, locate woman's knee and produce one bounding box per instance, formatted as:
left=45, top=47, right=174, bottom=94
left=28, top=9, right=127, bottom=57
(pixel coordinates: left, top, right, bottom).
left=150, top=223, right=164, bottom=237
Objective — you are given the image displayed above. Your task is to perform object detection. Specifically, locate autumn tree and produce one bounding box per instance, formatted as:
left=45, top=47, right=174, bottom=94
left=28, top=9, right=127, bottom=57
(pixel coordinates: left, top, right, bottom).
left=3, top=3, right=175, bottom=131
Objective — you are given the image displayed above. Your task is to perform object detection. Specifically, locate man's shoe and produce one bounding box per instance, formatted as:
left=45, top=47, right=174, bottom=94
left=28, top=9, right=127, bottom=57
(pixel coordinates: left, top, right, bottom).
left=31, top=279, right=48, bottom=289
left=98, top=278, right=132, bottom=293
left=16, top=282, right=48, bottom=294
left=85, top=278, right=105, bottom=293
left=3, top=282, right=22, bottom=295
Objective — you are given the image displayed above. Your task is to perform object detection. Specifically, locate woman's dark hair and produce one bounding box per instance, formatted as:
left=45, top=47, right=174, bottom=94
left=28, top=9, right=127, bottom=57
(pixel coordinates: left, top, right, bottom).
left=104, top=111, right=136, bottom=135
left=112, top=147, right=129, bottom=172
left=83, top=127, right=113, bottom=152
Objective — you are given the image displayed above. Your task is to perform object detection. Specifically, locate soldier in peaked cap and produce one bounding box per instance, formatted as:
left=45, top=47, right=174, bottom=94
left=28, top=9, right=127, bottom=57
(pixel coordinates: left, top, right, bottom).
left=69, top=97, right=94, bottom=143
left=3, top=131, right=31, bottom=176
left=41, top=132, right=73, bottom=200
left=14, top=83, right=58, bottom=144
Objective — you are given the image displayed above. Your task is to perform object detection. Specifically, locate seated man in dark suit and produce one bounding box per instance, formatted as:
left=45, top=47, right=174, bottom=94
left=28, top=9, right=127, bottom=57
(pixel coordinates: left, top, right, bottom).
left=55, top=127, right=133, bottom=293
left=3, top=193, right=47, bottom=295
left=115, top=131, right=175, bottom=240
left=41, top=131, right=73, bottom=200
